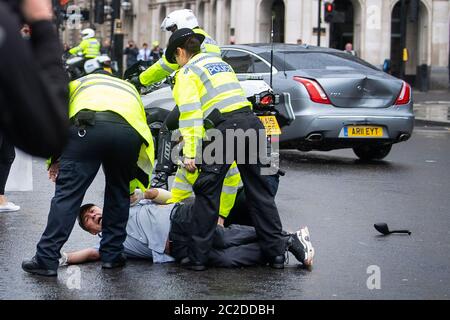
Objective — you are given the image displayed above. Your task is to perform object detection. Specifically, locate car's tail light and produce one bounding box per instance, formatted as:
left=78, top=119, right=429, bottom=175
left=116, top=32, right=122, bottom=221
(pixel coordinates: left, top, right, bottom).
left=253, top=93, right=279, bottom=107
left=394, top=81, right=411, bottom=105
left=293, top=76, right=331, bottom=104
left=260, top=95, right=273, bottom=106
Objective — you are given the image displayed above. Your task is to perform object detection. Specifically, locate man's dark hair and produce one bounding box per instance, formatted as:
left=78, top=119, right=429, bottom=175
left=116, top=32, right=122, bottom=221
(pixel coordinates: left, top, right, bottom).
left=78, top=203, right=95, bottom=231
left=180, top=36, right=201, bottom=57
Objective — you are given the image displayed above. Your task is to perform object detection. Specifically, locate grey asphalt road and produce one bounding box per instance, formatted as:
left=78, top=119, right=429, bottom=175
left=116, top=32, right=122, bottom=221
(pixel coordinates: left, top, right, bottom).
left=0, top=125, right=449, bottom=300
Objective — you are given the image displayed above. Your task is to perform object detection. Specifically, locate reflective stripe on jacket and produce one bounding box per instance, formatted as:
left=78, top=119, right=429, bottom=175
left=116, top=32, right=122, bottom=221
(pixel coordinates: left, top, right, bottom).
left=139, top=28, right=221, bottom=86
left=168, top=162, right=242, bottom=218
left=69, top=38, right=101, bottom=58
left=68, top=74, right=154, bottom=192
left=173, top=53, right=252, bottom=158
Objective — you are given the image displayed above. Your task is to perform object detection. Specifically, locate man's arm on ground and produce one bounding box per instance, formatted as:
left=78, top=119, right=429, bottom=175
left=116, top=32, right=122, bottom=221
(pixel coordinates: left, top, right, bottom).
left=130, top=188, right=173, bottom=205
left=64, top=248, right=100, bottom=265
left=144, top=188, right=172, bottom=204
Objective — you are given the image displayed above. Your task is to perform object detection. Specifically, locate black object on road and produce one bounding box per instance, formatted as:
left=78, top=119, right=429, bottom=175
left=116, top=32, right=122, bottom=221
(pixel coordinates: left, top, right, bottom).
left=374, top=223, right=411, bottom=235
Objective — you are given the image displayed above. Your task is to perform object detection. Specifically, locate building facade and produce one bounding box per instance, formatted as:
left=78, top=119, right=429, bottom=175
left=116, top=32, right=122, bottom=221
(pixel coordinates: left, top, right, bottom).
left=62, top=0, right=450, bottom=88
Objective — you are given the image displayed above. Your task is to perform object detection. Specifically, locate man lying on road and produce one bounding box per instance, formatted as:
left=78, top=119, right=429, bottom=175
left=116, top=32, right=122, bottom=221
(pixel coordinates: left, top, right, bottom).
left=60, top=188, right=315, bottom=269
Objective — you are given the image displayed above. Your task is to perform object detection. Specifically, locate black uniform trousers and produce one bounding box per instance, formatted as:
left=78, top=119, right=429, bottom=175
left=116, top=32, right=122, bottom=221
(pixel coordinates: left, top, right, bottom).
left=36, top=115, right=142, bottom=270
left=224, top=175, right=280, bottom=227
left=187, top=109, right=285, bottom=265
left=169, top=202, right=266, bottom=267
left=0, top=133, right=15, bottom=195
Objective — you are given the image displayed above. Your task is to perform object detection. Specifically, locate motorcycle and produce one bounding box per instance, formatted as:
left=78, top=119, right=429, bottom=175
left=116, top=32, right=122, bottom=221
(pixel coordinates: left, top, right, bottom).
left=245, top=80, right=295, bottom=174
left=64, top=53, right=118, bottom=80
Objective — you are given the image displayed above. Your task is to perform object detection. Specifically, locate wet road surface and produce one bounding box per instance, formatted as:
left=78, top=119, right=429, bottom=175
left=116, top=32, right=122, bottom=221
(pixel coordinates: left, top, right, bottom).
left=414, top=103, right=450, bottom=123
left=1, top=125, right=449, bottom=299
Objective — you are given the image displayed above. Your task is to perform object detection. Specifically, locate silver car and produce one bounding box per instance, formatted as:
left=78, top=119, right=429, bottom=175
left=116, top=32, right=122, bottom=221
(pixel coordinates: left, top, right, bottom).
left=221, top=44, right=414, bottom=160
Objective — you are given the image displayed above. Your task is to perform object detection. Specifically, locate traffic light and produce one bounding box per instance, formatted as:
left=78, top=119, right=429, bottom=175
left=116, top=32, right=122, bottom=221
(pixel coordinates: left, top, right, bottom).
left=324, top=2, right=334, bottom=23
left=94, top=0, right=105, bottom=24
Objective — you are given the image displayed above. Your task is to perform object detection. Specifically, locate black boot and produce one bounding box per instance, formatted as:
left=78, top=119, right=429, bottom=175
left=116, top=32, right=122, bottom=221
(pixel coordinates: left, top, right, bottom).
left=268, top=255, right=285, bottom=269
left=102, top=253, right=127, bottom=269
left=22, top=256, right=57, bottom=277
left=180, top=257, right=207, bottom=271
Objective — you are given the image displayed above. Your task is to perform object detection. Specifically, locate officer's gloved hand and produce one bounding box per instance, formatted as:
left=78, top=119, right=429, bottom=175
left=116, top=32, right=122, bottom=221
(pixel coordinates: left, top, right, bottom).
left=130, top=76, right=143, bottom=91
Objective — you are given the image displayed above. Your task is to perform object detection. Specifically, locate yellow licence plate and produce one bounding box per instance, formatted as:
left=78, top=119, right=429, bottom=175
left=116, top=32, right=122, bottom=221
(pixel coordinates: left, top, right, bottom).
left=345, top=126, right=383, bottom=137
left=259, top=116, right=282, bottom=135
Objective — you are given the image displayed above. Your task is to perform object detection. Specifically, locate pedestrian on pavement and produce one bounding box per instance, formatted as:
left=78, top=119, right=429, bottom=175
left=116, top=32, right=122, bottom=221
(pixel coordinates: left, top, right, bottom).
left=63, top=42, right=70, bottom=52
left=344, top=42, right=357, bottom=56
left=150, top=40, right=164, bottom=63
left=101, top=38, right=112, bottom=56
left=165, top=28, right=294, bottom=271
left=137, top=42, right=151, bottom=62
left=0, top=0, right=69, bottom=158
left=124, top=40, right=139, bottom=69
left=0, top=133, right=19, bottom=213
left=130, top=9, right=222, bottom=190
left=61, top=187, right=313, bottom=269
left=22, top=65, right=155, bottom=276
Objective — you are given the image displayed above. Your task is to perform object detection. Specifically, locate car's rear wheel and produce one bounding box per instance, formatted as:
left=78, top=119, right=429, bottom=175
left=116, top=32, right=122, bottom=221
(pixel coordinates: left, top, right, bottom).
left=352, top=144, right=392, bottom=161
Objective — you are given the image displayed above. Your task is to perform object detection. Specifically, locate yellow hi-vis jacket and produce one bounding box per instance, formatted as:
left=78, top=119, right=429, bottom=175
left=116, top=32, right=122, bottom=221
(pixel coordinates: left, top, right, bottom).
left=167, top=162, right=242, bottom=218
left=139, top=28, right=221, bottom=86
left=172, top=53, right=252, bottom=158
left=68, top=74, right=154, bottom=192
left=69, top=38, right=101, bottom=59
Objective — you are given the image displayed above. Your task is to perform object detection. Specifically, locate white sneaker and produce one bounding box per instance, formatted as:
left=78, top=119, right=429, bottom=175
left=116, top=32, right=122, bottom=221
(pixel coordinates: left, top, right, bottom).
left=0, top=202, right=20, bottom=212
left=298, top=227, right=315, bottom=268
left=286, top=226, right=315, bottom=268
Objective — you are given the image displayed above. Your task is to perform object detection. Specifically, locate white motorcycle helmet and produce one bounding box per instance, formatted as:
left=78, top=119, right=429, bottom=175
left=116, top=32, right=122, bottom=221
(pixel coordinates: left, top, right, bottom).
left=160, top=9, right=199, bottom=32
left=81, top=28, right=95, bottom=40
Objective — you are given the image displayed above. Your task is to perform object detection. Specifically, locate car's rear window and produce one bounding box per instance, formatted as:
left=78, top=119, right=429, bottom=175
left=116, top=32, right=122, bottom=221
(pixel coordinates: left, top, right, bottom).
left=261, top=52, right=380, bottom=72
